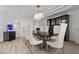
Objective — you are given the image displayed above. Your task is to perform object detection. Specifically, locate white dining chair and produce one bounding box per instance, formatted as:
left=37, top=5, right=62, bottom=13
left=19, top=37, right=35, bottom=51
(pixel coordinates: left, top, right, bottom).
left=40, top=26, right=44, bottom=32
left=28, top=25, right=43, bottom=48
left=46, top=23, right=67, bottom=53
left=44, top=26, right=49, bottom=33
left=53, top=24, right=60, bottom=34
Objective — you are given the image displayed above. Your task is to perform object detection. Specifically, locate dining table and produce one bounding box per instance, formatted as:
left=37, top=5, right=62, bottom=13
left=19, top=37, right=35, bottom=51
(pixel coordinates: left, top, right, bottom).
left=33, top=30, right=58, bottom=49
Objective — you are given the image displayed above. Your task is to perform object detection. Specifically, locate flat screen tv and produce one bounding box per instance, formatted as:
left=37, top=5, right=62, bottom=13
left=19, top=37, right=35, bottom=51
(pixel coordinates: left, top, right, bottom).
left=7, top=24, right=13, bottom=32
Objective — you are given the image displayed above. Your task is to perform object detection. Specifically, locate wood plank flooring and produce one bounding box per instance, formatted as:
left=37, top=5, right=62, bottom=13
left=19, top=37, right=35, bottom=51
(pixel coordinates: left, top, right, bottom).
left=30, top=41, right=79, bottom=54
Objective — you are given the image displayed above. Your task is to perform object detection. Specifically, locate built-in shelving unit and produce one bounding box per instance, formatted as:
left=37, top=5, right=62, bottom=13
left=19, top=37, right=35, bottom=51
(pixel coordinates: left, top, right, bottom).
left=47, top=14, right=69, bottom=41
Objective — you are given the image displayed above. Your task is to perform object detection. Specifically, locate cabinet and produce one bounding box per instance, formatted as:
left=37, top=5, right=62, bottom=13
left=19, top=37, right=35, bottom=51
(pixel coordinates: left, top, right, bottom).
left=3, top=31, right=16, bottom=41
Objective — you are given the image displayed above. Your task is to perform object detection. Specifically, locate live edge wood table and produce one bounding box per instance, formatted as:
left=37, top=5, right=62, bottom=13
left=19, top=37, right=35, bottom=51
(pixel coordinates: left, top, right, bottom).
left=33, top=31, right=58, bottom=50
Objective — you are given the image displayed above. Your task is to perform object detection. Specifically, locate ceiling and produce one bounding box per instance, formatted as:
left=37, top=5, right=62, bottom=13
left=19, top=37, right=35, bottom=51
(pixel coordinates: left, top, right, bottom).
left=48, top=5, right=79, bottom=17
left=0, top=5, right=78, bottom=19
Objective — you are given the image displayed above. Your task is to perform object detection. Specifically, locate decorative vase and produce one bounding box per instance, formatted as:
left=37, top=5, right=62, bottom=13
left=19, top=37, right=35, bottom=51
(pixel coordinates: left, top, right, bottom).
left=36, top=28, right=40, bottom=33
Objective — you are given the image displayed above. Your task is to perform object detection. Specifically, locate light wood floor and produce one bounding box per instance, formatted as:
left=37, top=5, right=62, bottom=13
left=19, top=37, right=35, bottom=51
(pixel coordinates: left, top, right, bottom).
left=30, top=41, right=79, bottom=54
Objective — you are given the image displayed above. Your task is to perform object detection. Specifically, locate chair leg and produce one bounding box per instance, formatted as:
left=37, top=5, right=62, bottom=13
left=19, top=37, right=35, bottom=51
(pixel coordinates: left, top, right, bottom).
left=56, top=48, right=59, bottom=54
left=46, top=44, right=49, bottom=51
left=41, top=44, right=44, bottom=49
left=39, top=44, right=42, bottom=50
left=62, top=47, right=64, bottom=54
left=56, top=48, right=64, bottom=54
left=32, top=45, right=35, bottom=48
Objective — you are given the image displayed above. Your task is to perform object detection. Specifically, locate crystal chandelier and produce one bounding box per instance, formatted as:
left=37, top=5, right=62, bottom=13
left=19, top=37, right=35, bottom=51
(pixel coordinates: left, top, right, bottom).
left=34, top=5, right=45, bottom=20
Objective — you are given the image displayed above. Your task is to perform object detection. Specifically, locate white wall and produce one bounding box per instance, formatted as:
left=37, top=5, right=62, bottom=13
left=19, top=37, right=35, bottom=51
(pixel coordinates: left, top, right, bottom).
left=0, top=20, right=4, bottom=41
left=0, top=10, right=33, bottom=41
left=43, top=10, right=79, bottom=44
left=68, top=10, right=79, bottom=43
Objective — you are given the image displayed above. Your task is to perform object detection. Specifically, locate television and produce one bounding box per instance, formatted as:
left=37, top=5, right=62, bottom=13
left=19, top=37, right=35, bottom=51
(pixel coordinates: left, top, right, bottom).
left=7, top=24, right=13, bottom=32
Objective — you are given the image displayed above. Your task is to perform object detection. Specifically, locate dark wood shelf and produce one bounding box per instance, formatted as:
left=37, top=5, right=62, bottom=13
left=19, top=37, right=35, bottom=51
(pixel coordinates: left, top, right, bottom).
left=47, top=14, right=69, bottom=41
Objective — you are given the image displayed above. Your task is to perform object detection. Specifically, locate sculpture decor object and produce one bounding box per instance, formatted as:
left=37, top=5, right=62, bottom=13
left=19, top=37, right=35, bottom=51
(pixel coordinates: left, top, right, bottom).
left=7, top=24, right=13, bottom=32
